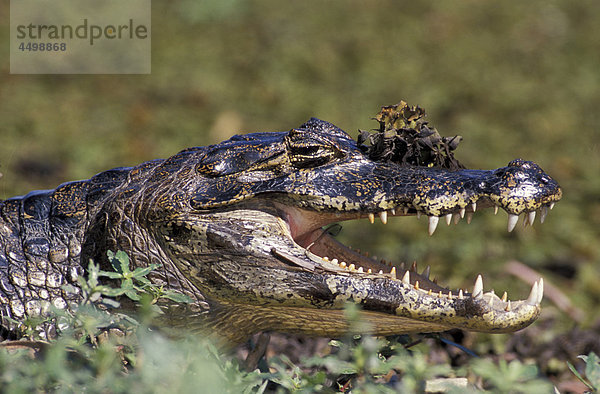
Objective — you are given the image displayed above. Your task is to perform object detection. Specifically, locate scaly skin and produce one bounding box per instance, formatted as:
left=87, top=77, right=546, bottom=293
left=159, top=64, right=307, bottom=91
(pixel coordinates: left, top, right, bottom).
left=0, top=116, right=561, bottom=343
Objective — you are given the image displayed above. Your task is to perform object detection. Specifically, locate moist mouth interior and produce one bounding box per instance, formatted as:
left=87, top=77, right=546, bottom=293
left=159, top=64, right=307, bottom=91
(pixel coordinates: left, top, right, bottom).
left=285, top=208, right=451, bottom=294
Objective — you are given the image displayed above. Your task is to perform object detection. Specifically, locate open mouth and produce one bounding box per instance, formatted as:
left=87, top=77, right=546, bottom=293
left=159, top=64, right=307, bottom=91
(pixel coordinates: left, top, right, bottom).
left=275, top=201, right=551, bottom=313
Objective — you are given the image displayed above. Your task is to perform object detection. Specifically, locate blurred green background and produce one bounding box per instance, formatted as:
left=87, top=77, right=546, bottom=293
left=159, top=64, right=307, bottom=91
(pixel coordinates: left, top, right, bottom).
left=1, top=1, right=599, bottom=329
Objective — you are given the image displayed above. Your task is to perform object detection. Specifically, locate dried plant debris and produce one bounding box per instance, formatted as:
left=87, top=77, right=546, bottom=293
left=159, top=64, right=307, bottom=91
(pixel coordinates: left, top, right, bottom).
left=358, top=101, right=465, bottom=170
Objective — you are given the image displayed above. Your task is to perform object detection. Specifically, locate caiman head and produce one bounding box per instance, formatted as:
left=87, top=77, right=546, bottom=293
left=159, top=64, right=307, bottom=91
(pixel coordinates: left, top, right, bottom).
left=137, top=113, right=561, bottom=344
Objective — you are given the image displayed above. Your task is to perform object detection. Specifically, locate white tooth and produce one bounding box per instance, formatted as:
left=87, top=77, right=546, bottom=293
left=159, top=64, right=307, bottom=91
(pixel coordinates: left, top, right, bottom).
left=466, top=212, right=473, bottom=224
left=540, top=206, right=549, bottom=223
left=527, top=281, right=539, bottom=305
left=340, top=262, right=347, bottom=269
left=378, top=270, right=383, bottom=274
left=379, top=211, right=388, bottom=224
left=402, top=270, right=410, bottom=285
left=537, top=278, right=544, bottom=304
left=471, top=202, right=477, bottom=212
left=501, top=292, right=507, bottom=302
left=459, top=208, right=466, bottom=218
left=507, top=214, right=519, bottom=232
left=368, top=213, right=375, bottom=224
left=422, top=265, right=430, bottom=279
left=550, top=202, right=555, bottom=210
left=506, top=300, right=511, bottom=311
left=391, top=208, right=396, bottom=216
left=473, top=275, right=483, bottom=298
left=458, top=289, right=464, bottom=299
left=367, top=268, right=372, bottom=274
left=323, top=256, right=329, bottom=261
left=445, top=214, right=452, bottom=226
left=428, top=216, right=439, bottom=236
left=357, top=266, right=364, bottom=273
left=453, top=213, right=461, bottom=225
left=488, top=296, right=493, bottom=307
left=494, top=206, right=499, bottom=215
left=348, top=263, right=356, bottom=271
left=390, top=266, right=396, bottom=279
left=332, top=258, right=339, bottom=265
left=528, top=211, right=536, bottom=225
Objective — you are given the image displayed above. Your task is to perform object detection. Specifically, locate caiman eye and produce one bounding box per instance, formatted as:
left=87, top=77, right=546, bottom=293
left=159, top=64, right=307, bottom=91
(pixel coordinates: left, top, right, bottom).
left=286, top=130, right=343, bottom=168
left=288, top=141, right=340, bottom=168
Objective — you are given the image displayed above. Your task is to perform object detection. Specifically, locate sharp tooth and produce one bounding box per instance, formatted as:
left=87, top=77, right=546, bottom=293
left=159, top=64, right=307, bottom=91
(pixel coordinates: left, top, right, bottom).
left=494, top=206, right=499, bottom=215
left=506, top=300, right=511, bottom=311
left=507, top=214, right=519, bottom=232
left=402, top=270, right=410, bottom=284
left=471, top=202, right=477, bottom=212
left=537, top=278, right=544, bottom=304
left=458, top=289, right=464, bottom=299
left=428, top=216, right=439, bottom=236
left=414, top=281, right=420, bottom=290
left=466, top=212, right=473, bottom=224
left=379, top=211, right=388, bottom=224
left=460, top=208, right=466, bottom=218
left=410, top=261, right=418, bottom=271
left=348, top=263, right=356, bottom=271
left=528, top=211, right=536, bottom=225
left=428, top=289, right=432, bottom=295
left=438, top=291, right=442, bottom=298
left=422, top=265, right=430, bottom=279
left=390, top=266, right=396, bottom=279
left=445, top=214, right=452, bottom=226
left=448, top=290, right=452, bottom=299
left=473, top=275, right=483, bottom=298
left=549, top=202, right=555, bottom=210
left=378, top=270, right=383, bottom=274
left=368, top=213, right=375, bottom=224
left=501, top=292, right=507, bottom=302
left=453, top=213, right=461, bottom=225
left=357, top=266, right=363, bottom=273
left=391, top=208, right=396, bottom=215
left=526, top=281, right=539, bottom=305
left=540, top=206, right=549, bottom=223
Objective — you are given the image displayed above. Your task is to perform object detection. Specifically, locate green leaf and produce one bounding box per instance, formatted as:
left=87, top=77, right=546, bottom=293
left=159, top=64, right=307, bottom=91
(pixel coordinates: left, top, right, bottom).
left=108, top=250, right=131, bottom=274
left=583, top=352, right=600, bottom=389
left=130, top=266, right=155, bottom=279
left=161, top=291, right=194, bottom=303
left=98, top=270, right=126, bottom=279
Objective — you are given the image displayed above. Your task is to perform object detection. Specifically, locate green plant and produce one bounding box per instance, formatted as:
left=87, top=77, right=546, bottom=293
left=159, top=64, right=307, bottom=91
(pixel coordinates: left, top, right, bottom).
left=469, top=358, right=553, bottom=393
left=567, top=352, right=600, bottom=392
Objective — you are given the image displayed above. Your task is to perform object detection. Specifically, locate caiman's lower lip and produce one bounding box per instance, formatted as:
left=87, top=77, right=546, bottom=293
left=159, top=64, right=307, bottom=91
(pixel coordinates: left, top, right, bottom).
left=277, top=203, right=547, bottom=312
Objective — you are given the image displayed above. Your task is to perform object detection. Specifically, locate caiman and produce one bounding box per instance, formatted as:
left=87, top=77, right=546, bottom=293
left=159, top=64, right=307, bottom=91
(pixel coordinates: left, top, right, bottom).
left=0, top=102, right=562, bottom=344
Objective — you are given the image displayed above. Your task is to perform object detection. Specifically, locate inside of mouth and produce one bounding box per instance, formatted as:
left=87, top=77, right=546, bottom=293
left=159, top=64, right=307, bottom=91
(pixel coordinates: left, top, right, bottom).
left=291, top=219, right=451, bottom=294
